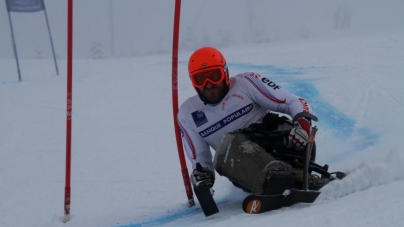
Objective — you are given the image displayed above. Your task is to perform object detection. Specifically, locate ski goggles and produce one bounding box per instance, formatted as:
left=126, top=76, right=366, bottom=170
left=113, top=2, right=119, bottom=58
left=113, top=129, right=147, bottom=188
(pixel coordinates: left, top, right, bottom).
left=190, top=65, right=227, bottom=88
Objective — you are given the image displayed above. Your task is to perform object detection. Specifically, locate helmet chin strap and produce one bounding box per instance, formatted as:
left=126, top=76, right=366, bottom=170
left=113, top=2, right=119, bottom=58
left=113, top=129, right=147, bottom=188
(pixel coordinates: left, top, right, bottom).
left=197, top=83, right=229, bottom=105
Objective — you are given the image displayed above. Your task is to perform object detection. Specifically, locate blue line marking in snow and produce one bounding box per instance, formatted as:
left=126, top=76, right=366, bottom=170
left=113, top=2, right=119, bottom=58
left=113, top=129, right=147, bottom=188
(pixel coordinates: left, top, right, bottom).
left=229, top=63, right=307, bottom=76
left=115, top=197, right=231, bottom=227
left=115, top=207, right=201, bottom=227
left=230, top=63, right=380, bottom=153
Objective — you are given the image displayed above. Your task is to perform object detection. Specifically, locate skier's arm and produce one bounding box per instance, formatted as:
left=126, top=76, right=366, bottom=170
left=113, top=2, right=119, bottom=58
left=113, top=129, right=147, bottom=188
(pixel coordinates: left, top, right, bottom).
left=239, top=72, right=315, bottom=150
left=239, top=72, right=312, bottom=118
left=177, top=111, right=214, bottom=172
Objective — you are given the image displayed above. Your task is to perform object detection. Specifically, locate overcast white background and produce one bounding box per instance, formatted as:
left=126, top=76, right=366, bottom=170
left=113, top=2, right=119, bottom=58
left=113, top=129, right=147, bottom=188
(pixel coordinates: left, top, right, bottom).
left=1, top=0, right=403, bottom=59
left=1, top=1, right=404, bottom=227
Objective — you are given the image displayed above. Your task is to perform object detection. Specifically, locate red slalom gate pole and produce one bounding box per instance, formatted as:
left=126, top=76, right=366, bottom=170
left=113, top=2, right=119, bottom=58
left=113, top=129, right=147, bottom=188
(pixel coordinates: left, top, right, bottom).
left=172, top=0, right=194, bottom=206
left=63, top=0, right=73, bottom=223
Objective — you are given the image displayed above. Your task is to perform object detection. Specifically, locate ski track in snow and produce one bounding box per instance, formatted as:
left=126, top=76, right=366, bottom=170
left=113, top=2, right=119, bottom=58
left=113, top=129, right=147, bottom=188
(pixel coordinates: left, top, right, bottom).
left=319, top=149, right=404, bottom=200
left=124, top=150, right=404, bottom=227
left=115, top=194, right=241, bottom=227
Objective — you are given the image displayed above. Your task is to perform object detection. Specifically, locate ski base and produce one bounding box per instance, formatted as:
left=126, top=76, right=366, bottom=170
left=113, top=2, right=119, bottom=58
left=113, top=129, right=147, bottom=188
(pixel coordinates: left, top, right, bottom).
left=194, top=184, right=219, bottom=216
left=242, top=188, right=320, bottom=214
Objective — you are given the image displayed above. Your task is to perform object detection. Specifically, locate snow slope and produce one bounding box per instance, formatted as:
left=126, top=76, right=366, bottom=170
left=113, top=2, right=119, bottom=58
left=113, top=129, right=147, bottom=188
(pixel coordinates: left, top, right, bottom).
left=1, top=32, right=404, bottom=227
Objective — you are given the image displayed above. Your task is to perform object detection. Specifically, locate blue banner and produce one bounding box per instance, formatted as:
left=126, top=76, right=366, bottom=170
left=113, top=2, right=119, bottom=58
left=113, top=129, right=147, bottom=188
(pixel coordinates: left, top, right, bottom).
left=6, top=0, right=44, bottom=12
left=198, top=103, right=254, bottom=138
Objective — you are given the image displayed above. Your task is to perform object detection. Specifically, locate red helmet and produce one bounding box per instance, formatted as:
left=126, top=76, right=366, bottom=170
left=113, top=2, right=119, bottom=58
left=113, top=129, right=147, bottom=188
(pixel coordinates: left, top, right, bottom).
left=188, top=47, right=229, bottom=88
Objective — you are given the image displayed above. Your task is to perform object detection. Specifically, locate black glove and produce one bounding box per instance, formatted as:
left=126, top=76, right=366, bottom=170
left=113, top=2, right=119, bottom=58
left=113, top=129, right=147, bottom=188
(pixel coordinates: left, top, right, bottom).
left=191, top=163, right=215, bottom=188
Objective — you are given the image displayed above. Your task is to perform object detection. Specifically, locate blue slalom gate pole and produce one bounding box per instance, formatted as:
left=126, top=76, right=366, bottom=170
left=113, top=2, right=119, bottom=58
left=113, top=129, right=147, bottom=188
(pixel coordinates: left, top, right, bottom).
left=42, top=0, right=59, bottom=75
left=6, top=9, right=22, bottom=81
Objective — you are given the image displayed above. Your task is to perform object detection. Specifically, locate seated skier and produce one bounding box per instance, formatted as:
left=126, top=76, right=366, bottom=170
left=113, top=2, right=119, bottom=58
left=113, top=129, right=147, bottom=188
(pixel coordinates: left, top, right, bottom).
left=178, top=47, right=315, bottom=195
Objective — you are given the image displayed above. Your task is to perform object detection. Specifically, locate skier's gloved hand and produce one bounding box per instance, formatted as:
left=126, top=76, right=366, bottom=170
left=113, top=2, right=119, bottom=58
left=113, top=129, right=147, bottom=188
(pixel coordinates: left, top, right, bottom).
left=191, top=163, right=215, bottom=188
left=287, top=118, right=311, bottom=151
